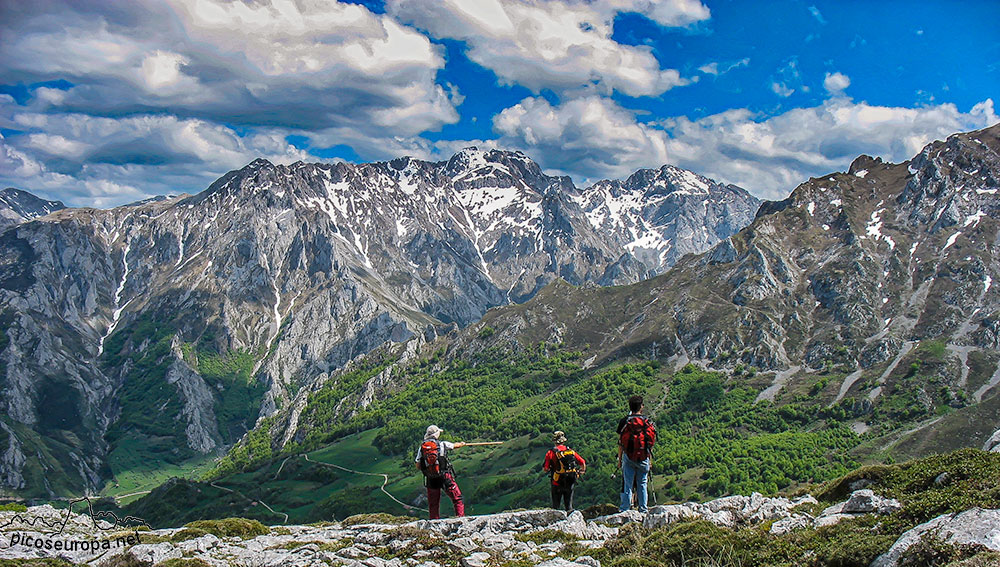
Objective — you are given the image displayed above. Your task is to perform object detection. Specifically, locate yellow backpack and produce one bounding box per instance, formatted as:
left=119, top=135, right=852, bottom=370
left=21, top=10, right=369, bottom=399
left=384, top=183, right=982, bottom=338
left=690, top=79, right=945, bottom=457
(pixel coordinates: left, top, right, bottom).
left=552, top=447, right=579, bottom=485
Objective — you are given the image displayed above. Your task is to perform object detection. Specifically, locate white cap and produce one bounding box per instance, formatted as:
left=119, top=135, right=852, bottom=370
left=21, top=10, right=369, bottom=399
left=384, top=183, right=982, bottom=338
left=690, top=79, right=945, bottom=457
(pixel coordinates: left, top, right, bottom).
left=425, top=425, right=442, bottom=439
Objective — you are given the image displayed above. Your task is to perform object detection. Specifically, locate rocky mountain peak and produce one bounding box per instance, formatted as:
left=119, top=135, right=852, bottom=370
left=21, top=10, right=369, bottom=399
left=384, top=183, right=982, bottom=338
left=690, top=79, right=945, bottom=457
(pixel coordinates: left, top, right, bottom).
left=0, top=187, right=66, bottom=231
left=573, top=165, right=761, bottom=273
left=848, top=154, right=884, bottom=176
left=618, top=164, right=715, bottom=197
left=462, top=123, right=1000, bottom=414
left=247, top=157, right=275, bottom=169
left=444, top=147, right=550, bottom=195
left=896, top=124, right=1000, bottom=232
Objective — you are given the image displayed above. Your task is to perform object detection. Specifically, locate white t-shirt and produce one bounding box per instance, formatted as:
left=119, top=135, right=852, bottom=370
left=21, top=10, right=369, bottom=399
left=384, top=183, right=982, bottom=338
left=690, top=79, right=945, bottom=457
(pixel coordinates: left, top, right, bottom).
left=415, top=439, right=455, bottom=463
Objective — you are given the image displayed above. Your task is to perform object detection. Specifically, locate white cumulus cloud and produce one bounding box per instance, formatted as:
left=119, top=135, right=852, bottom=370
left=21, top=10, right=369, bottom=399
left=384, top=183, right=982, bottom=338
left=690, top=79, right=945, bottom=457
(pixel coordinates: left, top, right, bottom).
left=0, top=0, right=458, bottom=136
left=662, top=98, right=999, bottom=199
left=824, top=71, right=851, bottom=93
left=387, top=0, right=707, bottom=97
left=0, top=99, right=311, bottom=206
left=492, top=95, right=668, bottom=181
left=0, top=0, right=466, bottom=205
left=487, top=94, right=999, bottom=199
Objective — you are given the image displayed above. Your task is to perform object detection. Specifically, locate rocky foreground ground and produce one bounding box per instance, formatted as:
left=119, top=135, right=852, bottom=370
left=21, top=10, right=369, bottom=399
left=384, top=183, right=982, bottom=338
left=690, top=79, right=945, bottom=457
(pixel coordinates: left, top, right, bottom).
left=1, top=491, right=998, bottom=567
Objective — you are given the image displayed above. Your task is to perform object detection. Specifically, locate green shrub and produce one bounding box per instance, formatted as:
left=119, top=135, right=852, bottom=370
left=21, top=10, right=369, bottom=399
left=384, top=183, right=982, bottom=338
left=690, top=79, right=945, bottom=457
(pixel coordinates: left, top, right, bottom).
left=598, top=522, right=647, bottom=557
left=169, top=528, right=209, bottom=542
left=640, top=520, right=743, bottom=566
left=182, top=518, right=268, bottom=539
left=795, top=518, right=899, bottom=567
left=136, top=533, right=171, bottom=544
left=898, top=536, right=991, bottom=567
left=595, top=515, right=899, bottom=567
left=944, top=552, right=1000, bottom=567
left=583, top=503, right=619, bottom=520
left=0, top=503, right=28, bottom=512
left=608, top=556, right=662, bottom=567
left=815, top=449, right=1000, bottom=525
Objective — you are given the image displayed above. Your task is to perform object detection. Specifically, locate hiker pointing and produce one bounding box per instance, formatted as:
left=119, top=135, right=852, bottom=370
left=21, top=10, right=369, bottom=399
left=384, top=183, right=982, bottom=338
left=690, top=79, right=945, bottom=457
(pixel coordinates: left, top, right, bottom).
left=415, top=425, right=466, bottom=519
left=543, top=431, right=586, bottom=512
left=617, top=395, right=656, bottom=513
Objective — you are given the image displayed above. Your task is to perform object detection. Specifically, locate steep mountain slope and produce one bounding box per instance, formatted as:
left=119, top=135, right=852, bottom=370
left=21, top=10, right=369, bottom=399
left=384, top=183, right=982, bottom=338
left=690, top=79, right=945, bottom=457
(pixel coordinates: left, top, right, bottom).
left=0, top=188, right=65, bottom=232
left=0, top=150, right=757, bottom=498
left=454, top=126, right=996, bottom=395
left=463, top=123, right=1000, bottom=445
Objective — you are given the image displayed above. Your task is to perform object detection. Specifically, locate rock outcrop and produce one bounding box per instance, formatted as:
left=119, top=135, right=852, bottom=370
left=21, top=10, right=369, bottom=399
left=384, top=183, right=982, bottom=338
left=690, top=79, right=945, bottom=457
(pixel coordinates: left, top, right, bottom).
left=0, top=491, right=874, bottom=567
left=872, top=508, right=1000, bottom=567
left=4, top=492, right=995, bottom=567
left=812, top=489, right=902, bottom=528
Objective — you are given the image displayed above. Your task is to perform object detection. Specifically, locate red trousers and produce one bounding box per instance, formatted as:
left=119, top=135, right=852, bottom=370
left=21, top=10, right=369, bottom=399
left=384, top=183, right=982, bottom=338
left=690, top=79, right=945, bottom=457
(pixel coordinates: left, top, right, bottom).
left=427, top=472, right=464, bottom=519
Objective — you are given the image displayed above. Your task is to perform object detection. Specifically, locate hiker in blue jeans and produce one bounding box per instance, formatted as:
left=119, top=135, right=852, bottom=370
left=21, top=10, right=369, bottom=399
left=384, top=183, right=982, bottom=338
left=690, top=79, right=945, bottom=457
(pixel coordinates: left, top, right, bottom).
left=617, top=395, right=656, bottom=512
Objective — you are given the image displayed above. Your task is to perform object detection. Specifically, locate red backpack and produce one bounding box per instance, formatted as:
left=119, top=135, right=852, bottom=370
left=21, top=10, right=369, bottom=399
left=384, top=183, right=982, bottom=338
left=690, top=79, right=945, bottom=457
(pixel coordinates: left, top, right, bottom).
left=419, top=440, right=447, bottom=479
left=620, top=415, right=655, bottom=461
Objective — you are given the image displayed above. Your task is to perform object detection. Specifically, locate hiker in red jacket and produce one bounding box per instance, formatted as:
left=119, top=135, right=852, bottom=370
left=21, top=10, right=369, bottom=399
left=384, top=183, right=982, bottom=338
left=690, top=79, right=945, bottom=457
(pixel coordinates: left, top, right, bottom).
left=415, top=425, right=466, bottom=519
left=542, top=431, right=587, bottom=512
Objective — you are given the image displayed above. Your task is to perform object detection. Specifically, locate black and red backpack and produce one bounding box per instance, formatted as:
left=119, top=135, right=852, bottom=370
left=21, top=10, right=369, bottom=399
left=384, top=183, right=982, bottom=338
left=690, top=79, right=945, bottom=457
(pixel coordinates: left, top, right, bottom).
left=419, top=439, right=448, bottom=479
left=620, top=415, right=656, bottom=462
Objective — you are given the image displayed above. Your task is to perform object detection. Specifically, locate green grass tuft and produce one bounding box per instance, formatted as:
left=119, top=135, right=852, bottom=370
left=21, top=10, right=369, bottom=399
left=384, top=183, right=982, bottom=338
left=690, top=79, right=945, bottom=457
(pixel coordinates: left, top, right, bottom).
left=514, top=529, right=580, bottom=544
left=340, top=512, right=417, bottom=526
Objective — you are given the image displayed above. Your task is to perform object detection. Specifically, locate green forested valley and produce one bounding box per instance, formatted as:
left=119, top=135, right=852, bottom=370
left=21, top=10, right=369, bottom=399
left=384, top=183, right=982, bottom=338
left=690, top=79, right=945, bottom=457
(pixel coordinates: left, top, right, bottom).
left=123, top=344, right=877, bottom=526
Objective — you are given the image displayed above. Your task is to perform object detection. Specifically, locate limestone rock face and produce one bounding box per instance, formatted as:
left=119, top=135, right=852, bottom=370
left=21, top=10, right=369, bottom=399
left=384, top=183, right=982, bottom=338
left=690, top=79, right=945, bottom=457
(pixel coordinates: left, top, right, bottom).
left=872, top=508, right=1000, bottom=567
left=984, top=429, right=1000, bottom=452
left=640, top=493, right=818, bottom=529
left=0, top=506, right=612, bottom=567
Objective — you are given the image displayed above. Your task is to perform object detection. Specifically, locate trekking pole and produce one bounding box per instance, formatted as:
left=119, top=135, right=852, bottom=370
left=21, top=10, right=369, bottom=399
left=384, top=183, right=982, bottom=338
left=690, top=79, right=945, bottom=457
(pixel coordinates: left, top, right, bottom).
left=648, top=469, right=656, bottom=505
left=461, top=442, right=505, bottom=446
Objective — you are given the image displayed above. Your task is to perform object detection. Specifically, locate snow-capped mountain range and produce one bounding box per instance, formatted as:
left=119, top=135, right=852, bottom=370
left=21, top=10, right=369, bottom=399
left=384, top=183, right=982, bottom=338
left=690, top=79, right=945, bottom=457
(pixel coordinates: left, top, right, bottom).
left=0, top=148, right=759, bottom=496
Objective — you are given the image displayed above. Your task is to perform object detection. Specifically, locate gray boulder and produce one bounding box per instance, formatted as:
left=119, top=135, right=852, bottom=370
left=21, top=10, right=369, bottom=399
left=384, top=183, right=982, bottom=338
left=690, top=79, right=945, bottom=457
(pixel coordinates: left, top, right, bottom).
left=418, top=509, right=567, bottom=538
left=842, top=490, right=901, bottom=514
left=643, top=505, right=701, bottom=529
left=593, top=510, right=644, bottom=526
left=817, top=489, right=901, bottom=526
left=769, top=514, right=813, bottom=536
left=461, top=552, right=492, bottom=567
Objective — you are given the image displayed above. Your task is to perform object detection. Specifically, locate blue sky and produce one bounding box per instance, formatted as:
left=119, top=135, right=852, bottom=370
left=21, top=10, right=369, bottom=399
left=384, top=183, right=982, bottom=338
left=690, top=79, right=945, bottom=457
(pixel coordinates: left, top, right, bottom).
left=0, top=0, right=997, bottom=207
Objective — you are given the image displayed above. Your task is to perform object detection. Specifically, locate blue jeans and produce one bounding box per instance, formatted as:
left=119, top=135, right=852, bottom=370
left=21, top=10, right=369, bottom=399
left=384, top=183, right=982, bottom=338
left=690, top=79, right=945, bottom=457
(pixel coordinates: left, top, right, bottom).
left=620, top=456, right=651, bottom=512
